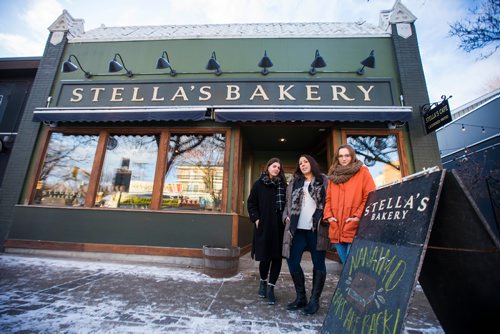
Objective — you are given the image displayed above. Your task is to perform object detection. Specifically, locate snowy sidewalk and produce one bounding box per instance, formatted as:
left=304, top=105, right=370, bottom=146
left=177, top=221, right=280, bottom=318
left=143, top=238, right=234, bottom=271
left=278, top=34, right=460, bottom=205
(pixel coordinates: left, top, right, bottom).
left=0, top=253, right=442, bottom=333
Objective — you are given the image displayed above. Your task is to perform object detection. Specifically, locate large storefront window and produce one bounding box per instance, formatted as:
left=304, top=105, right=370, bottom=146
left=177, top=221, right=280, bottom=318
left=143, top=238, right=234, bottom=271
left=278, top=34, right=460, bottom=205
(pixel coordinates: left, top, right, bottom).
left=34, top=132, right=98, bottom=206
left=163, top=133, right=225, bottom=211
left=347, top=133, right=403, bottom=187
left=97, top=135, right=158, bottom=209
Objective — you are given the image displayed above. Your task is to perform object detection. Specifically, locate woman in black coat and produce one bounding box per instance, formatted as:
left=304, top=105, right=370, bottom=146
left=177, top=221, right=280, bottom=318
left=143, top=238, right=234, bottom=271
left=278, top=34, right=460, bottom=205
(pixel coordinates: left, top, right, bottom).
left=247, top=157, right=287, bottom=305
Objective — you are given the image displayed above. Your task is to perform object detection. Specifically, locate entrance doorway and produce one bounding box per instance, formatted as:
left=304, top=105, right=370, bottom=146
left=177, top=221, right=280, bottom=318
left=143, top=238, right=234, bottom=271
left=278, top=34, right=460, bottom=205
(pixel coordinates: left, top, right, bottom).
left=242, top=124, right=330, bottom=170
left=240, top=124, right=331, bottom=210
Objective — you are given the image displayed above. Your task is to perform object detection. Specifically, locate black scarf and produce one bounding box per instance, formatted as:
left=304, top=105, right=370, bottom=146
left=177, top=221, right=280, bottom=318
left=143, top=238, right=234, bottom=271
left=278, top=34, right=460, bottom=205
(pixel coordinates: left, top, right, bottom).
left=289, top=176, right=325, bottom=234
left=260, top=172, right=286, bottom=212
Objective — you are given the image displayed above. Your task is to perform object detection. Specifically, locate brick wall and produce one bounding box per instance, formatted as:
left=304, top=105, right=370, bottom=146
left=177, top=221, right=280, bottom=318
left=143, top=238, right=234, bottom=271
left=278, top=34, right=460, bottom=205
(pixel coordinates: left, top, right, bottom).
left=0, top=32, right=67, bottom=247
left=391, top=23, right=441, bottom=172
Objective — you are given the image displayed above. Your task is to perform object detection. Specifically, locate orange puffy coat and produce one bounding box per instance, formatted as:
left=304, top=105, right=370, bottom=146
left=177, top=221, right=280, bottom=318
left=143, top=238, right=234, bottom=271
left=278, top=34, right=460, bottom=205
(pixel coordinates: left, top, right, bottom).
left=323, top=166, right=375, bottom=243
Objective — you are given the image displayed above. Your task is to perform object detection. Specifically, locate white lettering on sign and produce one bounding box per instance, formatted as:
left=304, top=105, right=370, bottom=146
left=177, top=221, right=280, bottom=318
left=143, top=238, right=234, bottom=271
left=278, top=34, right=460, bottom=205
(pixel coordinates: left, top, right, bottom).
left=170, top=87, right=188, bottom=101
left=364, top=193, right=431, bottom=221
left=199, top=86, right=212, bottom=101
left=278, top=85, right=296, bottom=101
left=226, top=85, right=240, bottom=100
left=62, top=82, right=382, bottom=105
left=249, top=85, right=270, bottom=101
left=70, top=88, right=83, bottom=102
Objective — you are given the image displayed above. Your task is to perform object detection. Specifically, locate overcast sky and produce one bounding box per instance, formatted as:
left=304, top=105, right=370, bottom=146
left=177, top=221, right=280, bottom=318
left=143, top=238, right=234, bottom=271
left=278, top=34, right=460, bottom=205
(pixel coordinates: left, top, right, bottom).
left=0, top=0, right=498, bottom=110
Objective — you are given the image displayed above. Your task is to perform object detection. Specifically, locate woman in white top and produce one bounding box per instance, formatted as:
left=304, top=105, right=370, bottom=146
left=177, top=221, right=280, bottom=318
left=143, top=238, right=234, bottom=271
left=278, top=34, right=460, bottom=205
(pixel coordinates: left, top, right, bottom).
left=282, top=154, right=329, bottom=315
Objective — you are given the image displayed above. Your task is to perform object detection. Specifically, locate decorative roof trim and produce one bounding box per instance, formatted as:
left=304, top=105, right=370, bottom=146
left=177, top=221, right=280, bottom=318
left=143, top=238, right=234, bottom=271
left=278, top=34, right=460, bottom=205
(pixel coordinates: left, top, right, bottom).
left=379, top=0, right=417, bottom=31
left=48, top=10, right=84, bottom=37
left=68, top=22, right=390, bottom=43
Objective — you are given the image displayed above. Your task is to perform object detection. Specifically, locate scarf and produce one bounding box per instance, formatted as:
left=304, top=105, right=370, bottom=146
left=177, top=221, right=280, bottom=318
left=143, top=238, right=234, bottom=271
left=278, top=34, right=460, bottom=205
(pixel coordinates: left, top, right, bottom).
left=260, top=172, right=286, bottom=212
left=289, top=176, right=325, bottom=233
left=328, top=160, right=363, bottom=184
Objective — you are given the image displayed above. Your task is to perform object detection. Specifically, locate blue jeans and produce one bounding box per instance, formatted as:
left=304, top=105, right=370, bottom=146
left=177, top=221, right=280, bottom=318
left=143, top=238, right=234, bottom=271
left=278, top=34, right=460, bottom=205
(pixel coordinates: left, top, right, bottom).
left=287, top=229, right=326, bottom=273
left=335, top=243, right=351, bottom=264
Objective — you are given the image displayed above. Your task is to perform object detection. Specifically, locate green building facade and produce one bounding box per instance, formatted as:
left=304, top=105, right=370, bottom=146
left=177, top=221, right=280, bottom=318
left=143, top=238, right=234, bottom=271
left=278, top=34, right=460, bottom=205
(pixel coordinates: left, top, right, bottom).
left=0, top=2, right=440, bottom=264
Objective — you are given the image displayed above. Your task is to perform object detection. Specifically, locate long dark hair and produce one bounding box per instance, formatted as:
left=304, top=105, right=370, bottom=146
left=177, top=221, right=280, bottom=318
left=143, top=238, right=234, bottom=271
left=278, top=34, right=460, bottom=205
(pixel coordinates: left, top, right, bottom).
left=328, top=144, right=359, bottom=175
left=264, top=157, right=287, bottom=185
left=293, top=154, right=323, bottom=181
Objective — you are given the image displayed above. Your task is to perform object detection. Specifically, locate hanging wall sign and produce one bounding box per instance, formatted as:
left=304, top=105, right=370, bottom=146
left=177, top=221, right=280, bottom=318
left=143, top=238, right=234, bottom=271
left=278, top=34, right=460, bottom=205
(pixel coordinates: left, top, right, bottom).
left=423, top=99, right=451, bottom=134
left=321, top=169, right=444, bottom=334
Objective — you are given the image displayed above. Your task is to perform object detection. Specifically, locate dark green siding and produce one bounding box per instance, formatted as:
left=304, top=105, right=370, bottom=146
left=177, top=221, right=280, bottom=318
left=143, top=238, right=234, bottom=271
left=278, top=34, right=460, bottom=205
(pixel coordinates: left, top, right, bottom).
left=10, top=206, right=235, bottom=248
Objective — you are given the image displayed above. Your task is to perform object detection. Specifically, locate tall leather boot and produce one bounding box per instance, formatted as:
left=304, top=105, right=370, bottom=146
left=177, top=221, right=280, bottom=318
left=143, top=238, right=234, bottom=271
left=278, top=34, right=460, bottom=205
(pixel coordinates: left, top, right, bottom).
left=287, top=271, right=307, bottom=311
left=258, top=279, right=267, bottom=298
left=303, top=270, right=326, bottom=315
left=267, top=283, right=276, bottom=305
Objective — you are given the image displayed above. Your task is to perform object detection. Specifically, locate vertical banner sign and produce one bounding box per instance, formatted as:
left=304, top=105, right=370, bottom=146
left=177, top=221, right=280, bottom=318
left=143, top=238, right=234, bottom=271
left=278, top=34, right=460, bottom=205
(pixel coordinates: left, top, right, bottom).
left=321, top=170, right=445, bottom=334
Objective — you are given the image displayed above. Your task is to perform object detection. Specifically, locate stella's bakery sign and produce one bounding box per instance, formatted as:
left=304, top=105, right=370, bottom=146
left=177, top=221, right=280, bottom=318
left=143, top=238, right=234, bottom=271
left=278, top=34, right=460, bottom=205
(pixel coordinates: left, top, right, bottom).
left=55, top=79, right=396, bottom=107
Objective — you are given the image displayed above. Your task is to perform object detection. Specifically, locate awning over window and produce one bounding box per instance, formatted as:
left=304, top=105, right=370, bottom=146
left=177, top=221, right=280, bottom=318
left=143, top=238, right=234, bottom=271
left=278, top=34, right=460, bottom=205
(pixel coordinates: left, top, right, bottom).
left=33, top=107, right=209, bottom=122
left=214, top=106, right=413, bottom=122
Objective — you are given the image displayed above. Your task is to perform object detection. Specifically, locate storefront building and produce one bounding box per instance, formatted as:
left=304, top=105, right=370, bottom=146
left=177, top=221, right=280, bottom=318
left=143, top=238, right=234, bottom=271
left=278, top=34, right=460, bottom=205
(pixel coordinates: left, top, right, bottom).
left=0, top=2, right=440, bottom=263
left=0, top=57, right=40, bottom=187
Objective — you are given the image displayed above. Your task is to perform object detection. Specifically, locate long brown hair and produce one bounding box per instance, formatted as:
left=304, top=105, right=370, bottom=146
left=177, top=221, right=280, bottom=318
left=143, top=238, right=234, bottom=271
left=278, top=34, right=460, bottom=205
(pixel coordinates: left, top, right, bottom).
left=264, top=157, right=287, bottom=185
left=328, top=144, right=359, bottom=175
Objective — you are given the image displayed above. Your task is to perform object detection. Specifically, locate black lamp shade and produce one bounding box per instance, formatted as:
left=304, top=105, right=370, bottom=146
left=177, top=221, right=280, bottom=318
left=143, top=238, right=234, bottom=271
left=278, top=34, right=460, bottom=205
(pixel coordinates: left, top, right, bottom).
left=258, top=51, right=273, bottom=68
left=156, top=57, right=171, bottom=69
left=62, top=60, right=79, bottom=73
left=206, top=58, right=220, bottom=71
left=361, top=50, right=375, bottom=68
left=311, top=56, right=326, bottom=69
left=109, top=59, right=124, bottom=73
left=311, top=50, right=326, bottom=69
left=206, top=51, right=221, bottom=72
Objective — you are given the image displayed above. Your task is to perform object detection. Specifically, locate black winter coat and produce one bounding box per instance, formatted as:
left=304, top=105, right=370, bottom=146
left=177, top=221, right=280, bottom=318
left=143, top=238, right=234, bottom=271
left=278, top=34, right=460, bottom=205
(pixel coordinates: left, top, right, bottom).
left=247, top=179, right=285, bottom=261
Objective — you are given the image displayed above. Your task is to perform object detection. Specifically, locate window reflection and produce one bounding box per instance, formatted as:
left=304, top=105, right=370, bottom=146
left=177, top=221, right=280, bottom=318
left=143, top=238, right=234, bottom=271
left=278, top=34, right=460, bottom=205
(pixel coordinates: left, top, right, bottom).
left=347, top=135, right=401, bottom=187
left=33, top=133, right=98, bottom=206
left=97, top=135, right=158, bottom=209
left=163, top=133, right=225, bottom=211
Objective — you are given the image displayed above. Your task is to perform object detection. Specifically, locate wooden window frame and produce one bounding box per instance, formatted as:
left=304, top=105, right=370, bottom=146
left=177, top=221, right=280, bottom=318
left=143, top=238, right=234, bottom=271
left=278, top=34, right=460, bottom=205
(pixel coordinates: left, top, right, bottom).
left=340, top=128, right=409, bottom=178
left=29, top=126, right=231, bottom=213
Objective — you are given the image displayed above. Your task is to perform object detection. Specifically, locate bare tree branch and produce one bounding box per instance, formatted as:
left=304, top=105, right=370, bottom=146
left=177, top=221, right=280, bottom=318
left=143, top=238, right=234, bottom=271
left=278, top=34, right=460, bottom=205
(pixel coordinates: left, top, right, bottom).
left=449, top=0, right=500, bottom=59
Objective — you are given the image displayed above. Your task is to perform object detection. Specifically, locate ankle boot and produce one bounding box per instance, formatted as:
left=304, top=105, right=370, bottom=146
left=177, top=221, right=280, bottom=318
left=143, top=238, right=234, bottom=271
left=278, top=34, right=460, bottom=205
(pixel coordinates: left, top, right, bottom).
left=287, top=271, right=307, bottom=311
left=303, top=270, right=326, bottom=315
left=267, top=283, right=276, bottom=305
left=258, top=279, right=267, bottom=298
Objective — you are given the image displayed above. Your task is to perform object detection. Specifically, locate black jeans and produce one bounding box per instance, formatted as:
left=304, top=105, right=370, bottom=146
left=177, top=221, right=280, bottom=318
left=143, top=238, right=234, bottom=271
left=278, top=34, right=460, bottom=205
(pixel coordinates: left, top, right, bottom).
left=259, top=258, right=282, bottom=285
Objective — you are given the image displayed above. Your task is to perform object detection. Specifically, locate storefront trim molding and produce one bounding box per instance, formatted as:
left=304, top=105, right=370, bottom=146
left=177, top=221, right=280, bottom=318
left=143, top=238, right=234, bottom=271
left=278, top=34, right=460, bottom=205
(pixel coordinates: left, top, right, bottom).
left=4, top=239, right=203, bottom=257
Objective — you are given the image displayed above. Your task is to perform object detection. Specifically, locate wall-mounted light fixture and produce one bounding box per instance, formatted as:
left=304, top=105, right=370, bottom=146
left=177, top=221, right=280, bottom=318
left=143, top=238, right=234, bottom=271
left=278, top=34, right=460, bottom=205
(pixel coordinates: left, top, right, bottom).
left=258, top=50, right=273, bottom=75
left=61, top=54, right=92, bottom=78
left=61, top=49, right=374, bottom=78
left=109, top=53, right=133, bottom=77
left=309, top=49, right=327, bottom=75
left=357, top=50, right=375, bottom=75
left=156, top=51, right=177, bottom=76
left=206, top=51, right=222, bottom=76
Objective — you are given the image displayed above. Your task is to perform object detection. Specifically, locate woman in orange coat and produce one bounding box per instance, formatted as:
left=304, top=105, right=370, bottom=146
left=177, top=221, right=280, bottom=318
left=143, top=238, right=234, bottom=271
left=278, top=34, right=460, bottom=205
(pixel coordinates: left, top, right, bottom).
left=323, top=144, right=376, bottom=264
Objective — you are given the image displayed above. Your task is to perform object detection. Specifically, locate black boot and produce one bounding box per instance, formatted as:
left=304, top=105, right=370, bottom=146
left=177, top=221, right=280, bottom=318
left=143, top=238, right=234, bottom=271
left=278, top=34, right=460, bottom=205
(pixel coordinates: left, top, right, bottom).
left=267, top=283, right=276, bottom=305
left=258, top=279, right=267, bottom=298
left=303, top=270, right=326, bottom=315
left=287, top=271, right=307, bottom=311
